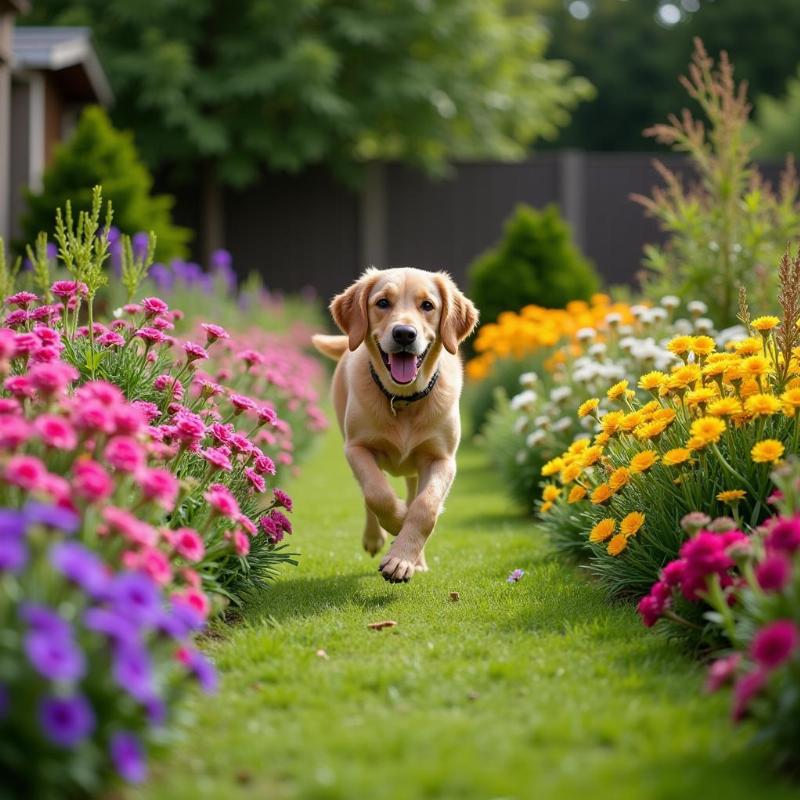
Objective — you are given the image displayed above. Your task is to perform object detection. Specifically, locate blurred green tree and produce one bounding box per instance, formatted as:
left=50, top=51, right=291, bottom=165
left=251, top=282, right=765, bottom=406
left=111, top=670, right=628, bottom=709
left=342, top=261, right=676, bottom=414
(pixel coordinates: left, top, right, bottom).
left=20, top=106, right=190, bottom=259
left=522, top=0, right=800, bottom=151
left=23, top=0, right=592, bottom=258
left=752, top=68, right=800, bottom=158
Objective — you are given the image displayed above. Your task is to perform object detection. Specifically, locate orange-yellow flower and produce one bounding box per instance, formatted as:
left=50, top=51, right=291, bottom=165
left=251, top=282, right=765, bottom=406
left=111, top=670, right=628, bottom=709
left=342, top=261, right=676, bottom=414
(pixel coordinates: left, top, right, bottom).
left=733, top=338, right=762, bottom=357
left=716, top=489, right=746, bottom=504
left=607, top=380, right=629, bottom=400
left=620, top=511, right=645, bottom=537
left=540, top=501, right=553, bottom=514
left=691, top=336, right=716, bottom=357
left=559, top=463, right=582, bottom=484
left=629, top=450, right=658, bottom=474
left=667, top=335, right=693, bottom=357
left=707, top=397, right=742, bottom=417
left=578, top=398, right=600, bottom=418
left=607, top=533, right=628, bottom=556
left=751, top=316, right=780, bottom=333
left=589, top=517, right=616, bottom=543
left=608, top=467, right=631, bottom=492
left=742, top=356, right=770, bottom=378
left=751, top=439, right=785, bottom=464
left=580, top=446, right=603, bottom=467
left=639, top=371, right=668, bottom=391
left=634, top=420, right=668, bottom=440
left=541, top=458, right=564, bottom=477
left=744, top=393, right=781, bottom=417
left=542, top=484, right=561, bottom=502
left=567, top=485, right=587, bottom=504
left=686, top=387, right=717, bottom=406
left=781, top=387, right=800, bottom=416
left=669, top=364, right=702, bottom=389
left=591, top=484, right=614, bottom=505
left=689, top=416, right=726, bottom=445
left=662, top=447, right=692, bottom=466
left=600, top=411, right=625, bottom=435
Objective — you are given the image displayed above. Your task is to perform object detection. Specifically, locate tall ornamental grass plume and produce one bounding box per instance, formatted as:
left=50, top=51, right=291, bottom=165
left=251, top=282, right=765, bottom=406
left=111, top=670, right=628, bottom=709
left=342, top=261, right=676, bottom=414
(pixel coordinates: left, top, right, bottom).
left=632, top=38, right=800, bottom=327
left=479, top=294, right=742, bottom=514
left=638, top=460, right=800, bottom=770
left=537, top=246, right=800, bottom=597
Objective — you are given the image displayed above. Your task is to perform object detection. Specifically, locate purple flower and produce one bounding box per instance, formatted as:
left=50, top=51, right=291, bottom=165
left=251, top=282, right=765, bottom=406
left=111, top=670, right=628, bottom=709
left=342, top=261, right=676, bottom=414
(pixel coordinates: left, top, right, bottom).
left=19, top=603, right=71, bottom=637
left=50, top=541, right=110, bottom=598
left=144, top=696, right=166, bottom=726
left=24, top=630, right=86, bottom=682
left=149, top=263, right=175, bottom=292
left=132, top=232, right=151, bottom=261
left=84, top=607, right=139, bottom=644
left=0, top=683, right=8, bottom=719
left=112, top=643, right=155, bottom=702
left=507, top=568, right=525, bottom=583
left=109, top=571, right=162, bottom=626
left=179, top=647, right=217, bottom=694
left=110, top=731, right=147, bottom=783
left=45, top=242, right=58, bottom=260
left=0, top=509, right=28, bottom=572
left=39, top=694, right=95, bottom=747
left=155, top=602, right=203, bottom=639
left=24, top=500, right=80, bottom=534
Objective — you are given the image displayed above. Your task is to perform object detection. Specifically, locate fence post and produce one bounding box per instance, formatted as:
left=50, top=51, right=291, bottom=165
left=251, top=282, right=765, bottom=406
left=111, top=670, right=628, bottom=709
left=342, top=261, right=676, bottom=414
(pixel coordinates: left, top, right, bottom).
left=559, top=149, right=586, bottom=251
left=360, top=162, right=387, bottom=270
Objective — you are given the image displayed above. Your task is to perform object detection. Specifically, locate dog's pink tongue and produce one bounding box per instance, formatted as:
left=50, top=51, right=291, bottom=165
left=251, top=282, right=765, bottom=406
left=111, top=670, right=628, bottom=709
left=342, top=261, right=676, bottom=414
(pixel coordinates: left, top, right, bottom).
left=389, top=352, right=418, bottom=384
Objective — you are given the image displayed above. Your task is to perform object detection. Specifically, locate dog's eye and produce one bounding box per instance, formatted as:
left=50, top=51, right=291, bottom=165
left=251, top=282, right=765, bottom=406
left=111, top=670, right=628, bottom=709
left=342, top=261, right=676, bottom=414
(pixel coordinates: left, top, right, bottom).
left=421, top=300, right=435, bottom=312
left=376, top=298, right=390, bottom=309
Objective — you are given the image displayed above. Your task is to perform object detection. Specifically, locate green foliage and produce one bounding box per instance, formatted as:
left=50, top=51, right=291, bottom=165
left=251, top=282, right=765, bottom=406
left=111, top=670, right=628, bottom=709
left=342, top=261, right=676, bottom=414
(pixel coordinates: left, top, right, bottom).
left=468, top=204, right=599, bottom=326
left=752, top=66, right=800, bottom=159
left=21, top=107, right=189, bottom=260
left=0, top=238, right=21, bottom=299
left=120, top=232, right=156, bottom=302
left=23, top=1, right=592, bottom=184
left=633, top=41, right=800, bottom=327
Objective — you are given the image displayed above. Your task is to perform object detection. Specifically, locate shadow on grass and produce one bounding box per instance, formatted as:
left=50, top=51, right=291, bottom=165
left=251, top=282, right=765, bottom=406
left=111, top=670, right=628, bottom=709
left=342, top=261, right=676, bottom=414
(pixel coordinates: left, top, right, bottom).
left=243, top=569, right=397, bottom=625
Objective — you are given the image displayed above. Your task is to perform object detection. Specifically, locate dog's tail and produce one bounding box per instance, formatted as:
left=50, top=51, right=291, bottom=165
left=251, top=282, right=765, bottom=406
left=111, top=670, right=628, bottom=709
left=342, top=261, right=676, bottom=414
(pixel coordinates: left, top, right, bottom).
left=312, top=334, right=348, bottom=361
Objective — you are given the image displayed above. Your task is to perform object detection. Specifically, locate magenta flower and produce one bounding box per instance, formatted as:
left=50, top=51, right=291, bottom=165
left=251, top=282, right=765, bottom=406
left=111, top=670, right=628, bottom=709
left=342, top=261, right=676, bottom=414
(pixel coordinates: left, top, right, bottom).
left=5, top=454, right=48, bottom=491
left=201, top=323, right=229, bottom=344
left=13, top=332, right=40, bottom=356
left=259, top=513, right=283, bottom=543
left=732, top=669, right=767, bottom=722
left=139, top=468, right=179, bottom=510
left=0, top=414, right=32, bottom=449
left=765, top=515, right=800, bottom=554
left=72, top=459, right=113, bottom=502
left=253, top=452, right=276, bottom=476
left=237, top=349, right=264, bottom=367
left=27, top=362, right=78, bottom=397
left=50, top=280, right=84, bottom=300
left=173, top=410, right=205, bottom=444
left=174, top=528, right=205, bottom=563
left=229, top=393, right=256, bottom=414
left=201, top=447, right=232, bottom=472
left=73, top=401, right=115, bottom=435
left=77, top=380, right=124, bottom=406
left=6, top=291, right=38, bottom=308
left=750, top=620, right=799, bottom=671
left=0, top=327, right=16, bottom=359
left=208, top=422, right=234, bottom=445
left=273, top=489, right=293, bottom=511
left=4, top=309, right=29, bottom=328
left=135, top=327, right=166, bottom=346
left=4, top=375, right=34, bottom=399
left=97, top=330, right=125, bottom=347
left=105, top=436, right=145, bottom=474
left=102, top=506, right=158, bottom=548
left=756, top=553, right=792, bottom=592
left=183, top=341, right=209, bottom=362
left=705, top=653, right=741, bottom=694
left=141, top=297, right=169, bottom=317
left=256, top=405, right=278, bottom=426
left=204, top=483, right=240, bottom=519
left=39, top=694, right=95, bottom=748
left=244, top=467, right=265, bottom=493
left=132, top=400, right=160, bottom=422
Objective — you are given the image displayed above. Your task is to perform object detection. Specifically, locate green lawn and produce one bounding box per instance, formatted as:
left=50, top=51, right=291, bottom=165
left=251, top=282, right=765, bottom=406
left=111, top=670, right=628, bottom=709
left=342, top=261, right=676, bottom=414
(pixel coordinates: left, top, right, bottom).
left=133, top=423, right=798, bottom=800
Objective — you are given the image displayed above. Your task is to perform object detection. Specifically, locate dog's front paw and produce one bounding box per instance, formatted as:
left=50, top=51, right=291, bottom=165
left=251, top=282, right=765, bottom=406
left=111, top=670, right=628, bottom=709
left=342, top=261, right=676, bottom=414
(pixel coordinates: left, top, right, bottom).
left=363, top=526, right=387, bottom=556
left=379, top=539, right=424, bottom=583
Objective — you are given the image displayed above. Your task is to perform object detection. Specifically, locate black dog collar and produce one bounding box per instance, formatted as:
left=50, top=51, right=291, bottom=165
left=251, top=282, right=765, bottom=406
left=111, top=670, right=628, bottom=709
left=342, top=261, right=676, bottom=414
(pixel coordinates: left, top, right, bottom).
left=369, top=362, right=441, bottom=415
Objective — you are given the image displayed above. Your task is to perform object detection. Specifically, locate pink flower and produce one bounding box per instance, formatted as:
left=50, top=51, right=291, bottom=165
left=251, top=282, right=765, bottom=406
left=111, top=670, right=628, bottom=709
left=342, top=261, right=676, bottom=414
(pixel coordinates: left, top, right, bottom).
left=51, top=280, right=83, bottom=299
left=244, top=467, right=265, bottom=493
left=196, top=378, right=224, bottom=398
left=204, top=483, right=240, bottom=519
left=72, top=459, right=114, bottom=502
left=5, top=454, right=48, bottom=491
left=141, top=297, right=169, bottom=317
left=183, top=342, right=209, bottom=362
left=229, top=393, right=256, bottom=414
left=756, top=553, right=792, bottom=592
left=201, top=323, right=229, bottom=344
left=113, top=405, right=146, bottom=436
left=237, top=350, right=264, bottom=367
left=256, top=405, right=278, bottom=426
left=228, top=433, right=253, bottom=456
left=750, top=620, right=799, bottom=671
left=208, top=422, right=234, bottom=445
left=259, top=514, right=283, bottom=544
left=0, top=398, right=19, bottom=414
left=173, top=588, right=211, bottom=619
left=34, top=415, right=77, bottom=450
left=102, top=506, right=158, bottom=547
left=4, top=375, right=35, bottom=399
left=29, top=345, right=61, bottom=364
left=154, top=374, right=183, bottom=400
left=140, top=547, right=173, bottom=586
left=174, top=528, right=205, bottom=562
left=151, top=316, right=174, bottom=331
left=732, top=669, right=767, bottom=722
left=139, top=468, right=179, bottom=510
left=6, top=291, right=38, bottom=308
left=765, top=515, right=800, bottom=554
left=238, top=515, right=257, bottom=536
left=253, top=452, right=276, bottom=476
left=705, top=653, right=742, bottom=694
left=0, top=328, right=16, bottom=359
left=73, top=401, right=115, bottom=435
left=227, top=529, right=250, bottom=556
left=97, top=331, right=125, bottom=347
left=0, top=415, right=31, bottom=449
left=132, top=400, right=160, bottom=422
left=135, top=327, right=166, bottom=346
left=4, top=310, right=29, bottom=328
left=29, top=305, right=61, bottom=323
left=77, top=381, right=124, bottom=406
left=273, top=489, right=293, bottom=511
left=201, top=446, right=232, bottom=472
left=105, top=436, right=145, bottom=473
left=123, top=303, right=142, bottom=315
left=173, top=411, right=205, bottom=444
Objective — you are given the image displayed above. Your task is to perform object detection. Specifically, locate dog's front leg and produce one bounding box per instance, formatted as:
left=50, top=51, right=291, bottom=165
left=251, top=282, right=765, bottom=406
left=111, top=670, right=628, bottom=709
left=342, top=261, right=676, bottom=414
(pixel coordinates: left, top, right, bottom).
left=379, top=457, right=455, bottom=583
left=345, top=445, right=407, bottom=535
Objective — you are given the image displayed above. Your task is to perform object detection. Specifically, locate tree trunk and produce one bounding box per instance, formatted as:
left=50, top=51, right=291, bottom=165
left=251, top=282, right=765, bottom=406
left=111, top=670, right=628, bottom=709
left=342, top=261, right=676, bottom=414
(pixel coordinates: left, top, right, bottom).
left=201, top=159, right=224, bottom=265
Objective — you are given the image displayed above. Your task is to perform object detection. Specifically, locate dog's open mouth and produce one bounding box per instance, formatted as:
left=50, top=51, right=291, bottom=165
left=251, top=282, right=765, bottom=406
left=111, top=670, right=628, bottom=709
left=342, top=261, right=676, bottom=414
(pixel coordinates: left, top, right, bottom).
left=378, top=343, right=430, bottom=385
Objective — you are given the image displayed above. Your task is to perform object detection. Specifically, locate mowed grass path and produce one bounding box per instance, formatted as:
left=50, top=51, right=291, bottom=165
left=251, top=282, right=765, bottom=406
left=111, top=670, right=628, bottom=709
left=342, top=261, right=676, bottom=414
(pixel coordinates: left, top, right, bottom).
left=133, top=423, right=798, bottom=800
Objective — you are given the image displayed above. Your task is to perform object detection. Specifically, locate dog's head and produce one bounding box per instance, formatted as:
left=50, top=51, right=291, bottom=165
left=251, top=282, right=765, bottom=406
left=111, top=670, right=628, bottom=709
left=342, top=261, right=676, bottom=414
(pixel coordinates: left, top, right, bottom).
left=330, top=267, right=478, bottom=387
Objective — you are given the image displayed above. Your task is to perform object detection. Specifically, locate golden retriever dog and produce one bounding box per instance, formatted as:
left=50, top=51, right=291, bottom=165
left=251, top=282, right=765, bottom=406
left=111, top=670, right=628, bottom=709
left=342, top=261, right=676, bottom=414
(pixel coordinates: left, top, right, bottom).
left=312, top=268, right=478, bottom=583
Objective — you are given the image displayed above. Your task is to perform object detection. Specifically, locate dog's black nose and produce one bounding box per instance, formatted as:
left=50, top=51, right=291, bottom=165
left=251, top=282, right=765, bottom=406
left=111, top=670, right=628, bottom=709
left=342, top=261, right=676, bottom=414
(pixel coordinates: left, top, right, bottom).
left=392, top=325, right=417, bottom=346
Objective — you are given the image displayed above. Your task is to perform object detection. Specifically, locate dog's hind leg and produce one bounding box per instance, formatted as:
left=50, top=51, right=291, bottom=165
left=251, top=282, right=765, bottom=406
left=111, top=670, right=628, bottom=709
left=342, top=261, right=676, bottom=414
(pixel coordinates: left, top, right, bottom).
left=362, top=504, right=387, bottom=557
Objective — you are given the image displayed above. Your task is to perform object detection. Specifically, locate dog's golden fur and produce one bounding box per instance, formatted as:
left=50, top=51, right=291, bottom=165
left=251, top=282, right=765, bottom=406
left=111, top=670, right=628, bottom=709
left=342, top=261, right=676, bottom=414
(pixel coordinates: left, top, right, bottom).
left=312, top=267, right=478, bottom=582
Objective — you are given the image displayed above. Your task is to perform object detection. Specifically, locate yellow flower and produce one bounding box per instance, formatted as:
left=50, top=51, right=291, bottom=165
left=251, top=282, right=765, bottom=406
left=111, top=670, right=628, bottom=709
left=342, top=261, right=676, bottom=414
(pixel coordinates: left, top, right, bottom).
left=589, top=517, right=616, bottom=543
left=687, top=435, right=709, bottom=451
left=619, top=411, right=644, bottom=432
left=640, top=400, right=661, bottom=416
left=652, top=408, right=677, bottom=424
left=669, top=364, right=702, bottom=389
left=689, top=416, right=726, bottom=445
left=608, top=467, right=631, bottom=492
left=686, top=387, right=718, bottom=406
left=634, top=420, right=668, bottom=440
left=559, top=463, right=583, bottom=484
left=540, top=501, right=554, bottom=514
left=703, top=359, right=730, bottom=378
left=716, top=489, right=746, bottom=504
left=662, top=447, right=692, bottom=466
left=733, top=338, right=763, bottom=357
left=744, top=393, right=781, bottom=417
left=591, top=484, right=614, bottom=505
left=751, top=316, right=780, bottom=332
left=567, top=485, right=587, bottom=503
left=578, top=398, right=600, bottom=418
left=667, top=335, right=693, bottom=357
left=541, top=457, right=564, bottom=477
left=580, top=446, right=603, bottom=467
left=639, top=371, right=668, bottom=391
left=781, top=387, right=800, bottom=416
left=751, top=439, right=785, bottom=464
left=606, top=380, right=629, bottom=400
left=568, top=438, right=590, bottom=455
left=620, top=511, right=645, bottom=537
left=542, top=484, right=561, bottom=502
left=691, top=336, right=716, bottom=357
left=629, top=450, right=658, bottom=473
left=600, top=411, right=625, bottom=435
left=742, top=355, right=770, bottom=378
left=607, top=533, right=628, bottom=556
left=707, top=397, right=742, bottom=417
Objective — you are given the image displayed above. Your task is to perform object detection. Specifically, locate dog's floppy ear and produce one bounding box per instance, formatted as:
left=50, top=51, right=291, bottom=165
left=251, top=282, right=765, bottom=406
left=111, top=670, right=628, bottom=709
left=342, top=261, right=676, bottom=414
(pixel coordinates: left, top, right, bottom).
left=330, top=272, right=379, bottom=352
left=435, top=273, right=479, bottom=355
